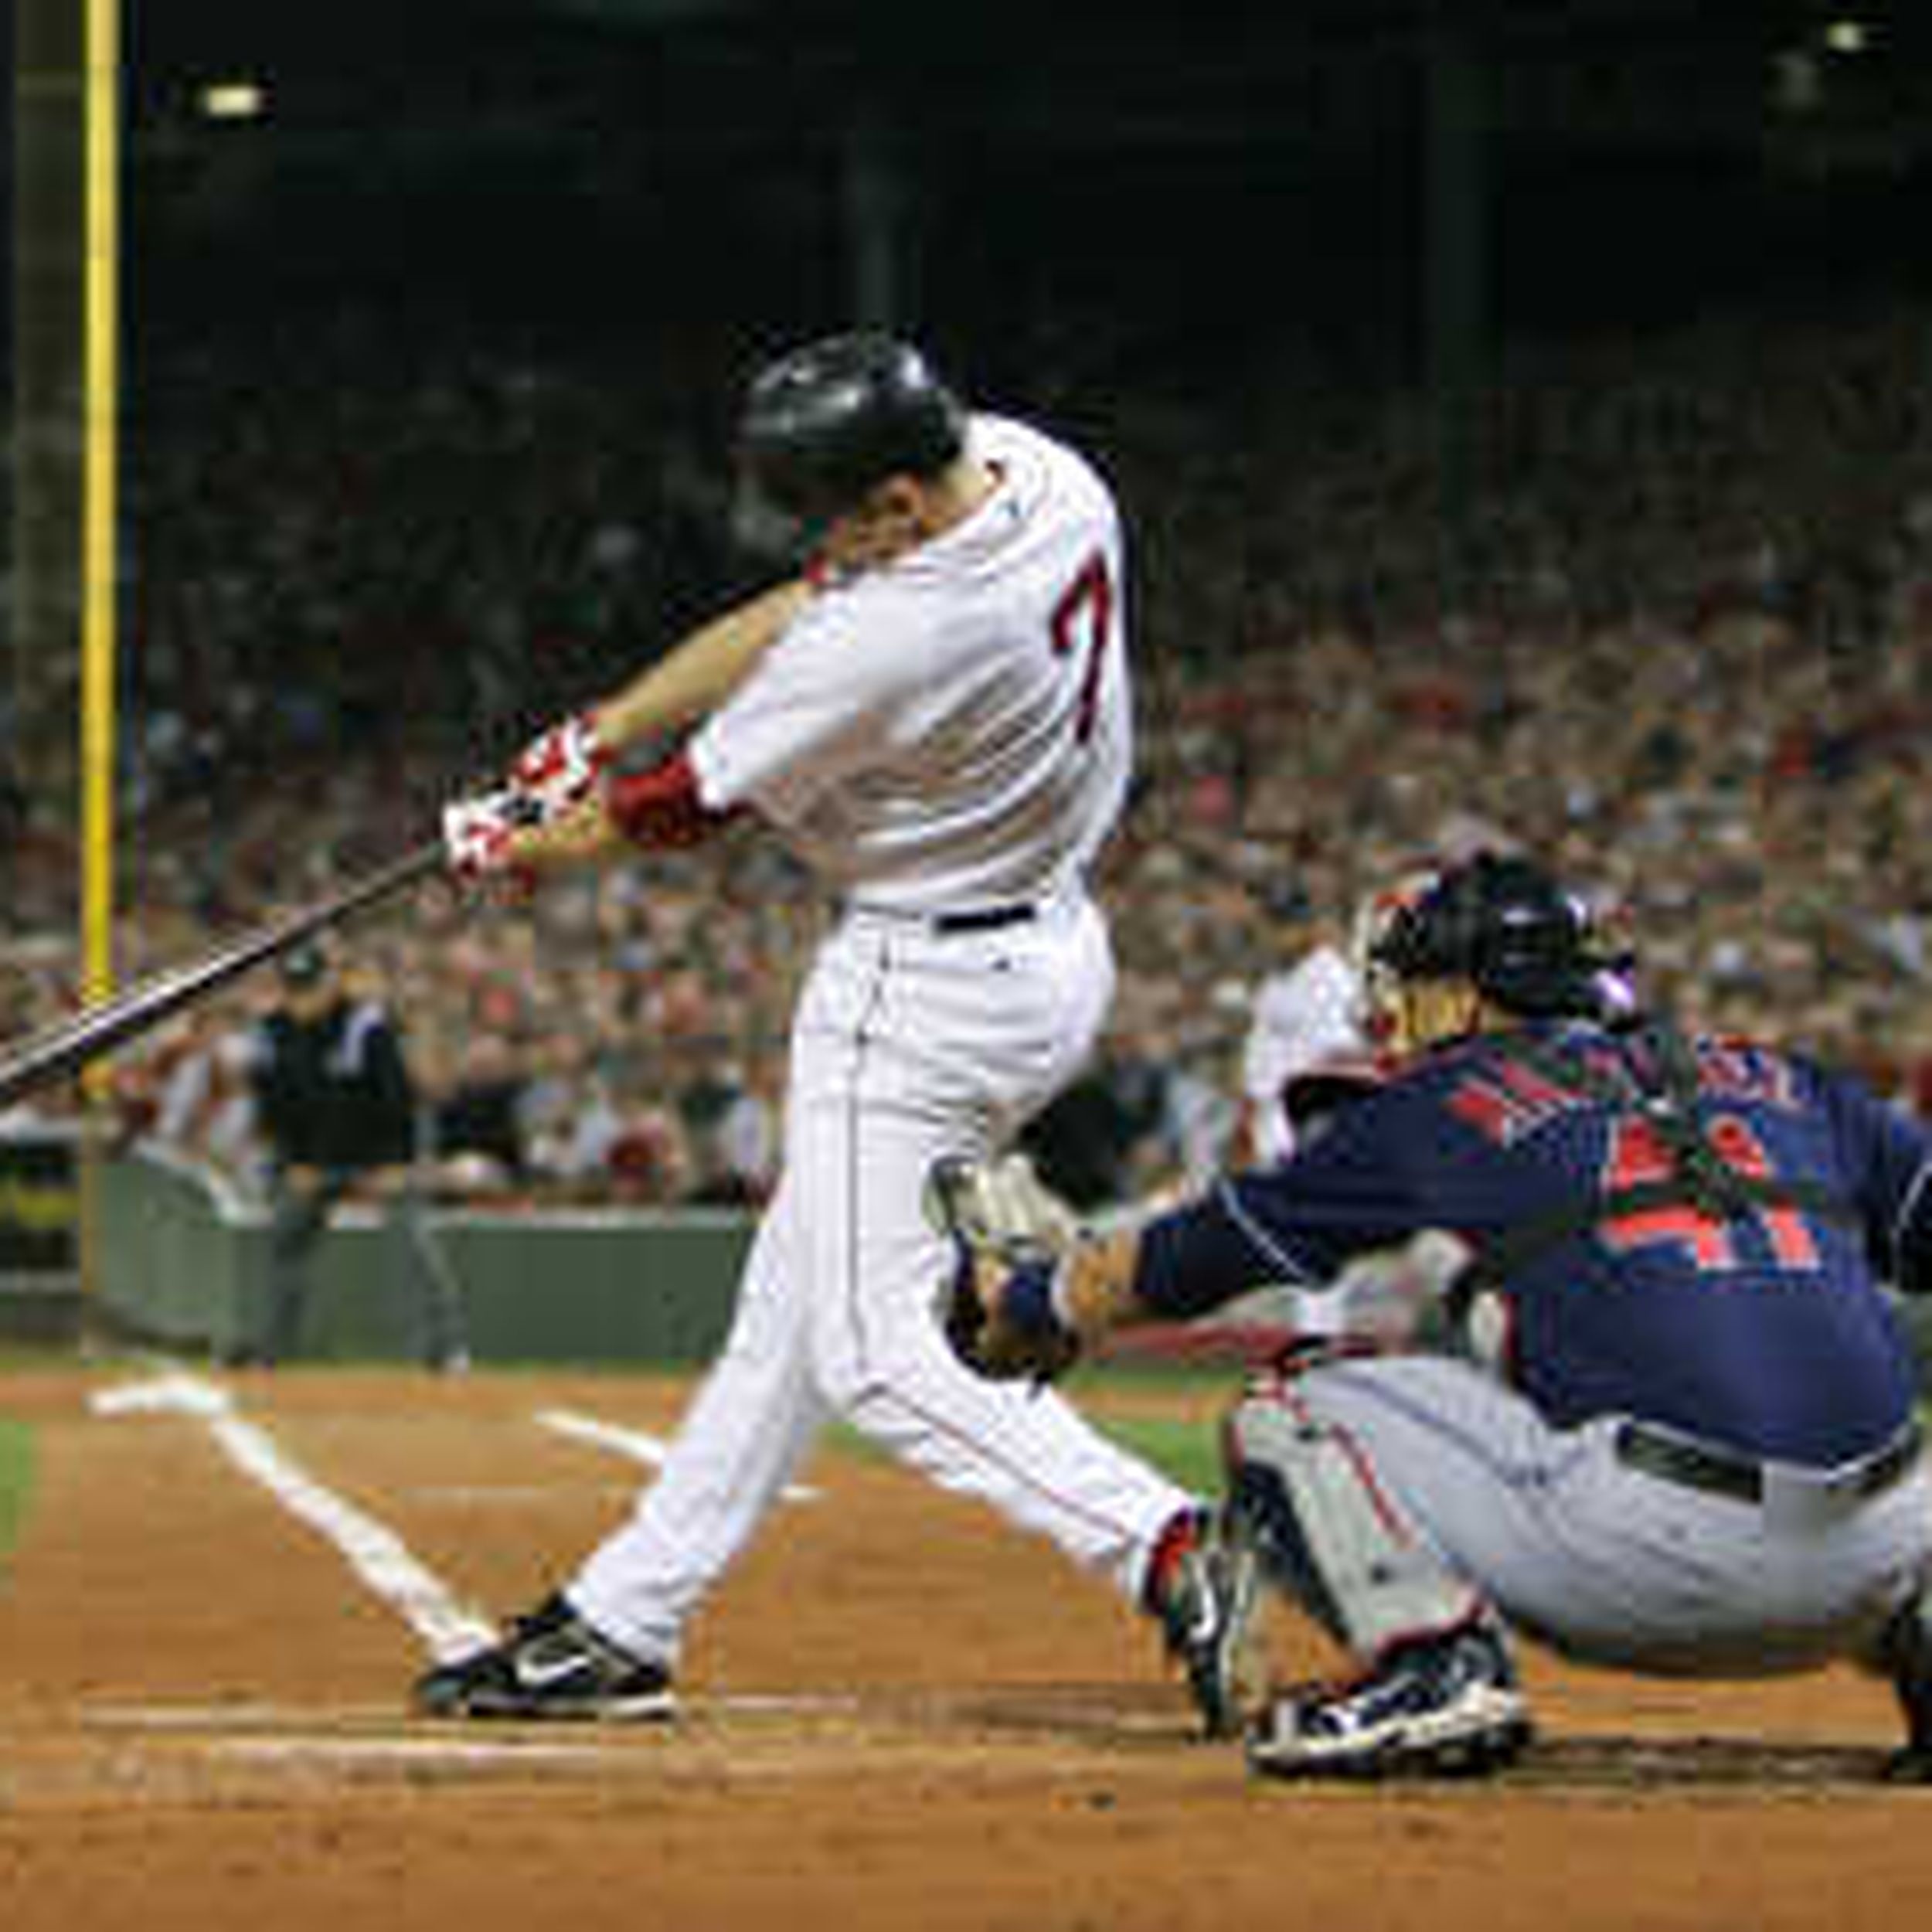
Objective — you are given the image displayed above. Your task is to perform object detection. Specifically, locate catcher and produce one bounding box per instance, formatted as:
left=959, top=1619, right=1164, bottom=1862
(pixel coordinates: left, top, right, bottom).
left=934, top=851, right=1932, bottom=1781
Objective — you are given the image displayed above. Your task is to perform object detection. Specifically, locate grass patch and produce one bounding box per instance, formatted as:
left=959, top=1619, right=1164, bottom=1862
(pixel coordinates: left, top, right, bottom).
left=0, top=1345, right=90, bottom=1373
left=820, top=1408, right=1219, bottom=1492
left=818, top=1363, right=1230, bottom=1495
left=1086, top=1412, right=1223, bottom=1494
left=0, top=1419, right=36, bottom=1567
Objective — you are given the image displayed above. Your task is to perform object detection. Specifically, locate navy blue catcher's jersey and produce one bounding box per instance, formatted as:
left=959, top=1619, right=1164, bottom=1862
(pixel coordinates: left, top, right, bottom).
left=1141, top=1021, right=1932, bottom=1464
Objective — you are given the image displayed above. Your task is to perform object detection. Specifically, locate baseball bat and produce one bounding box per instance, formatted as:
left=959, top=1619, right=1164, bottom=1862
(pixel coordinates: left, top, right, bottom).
left=0, top=842, right=445, bottom=1111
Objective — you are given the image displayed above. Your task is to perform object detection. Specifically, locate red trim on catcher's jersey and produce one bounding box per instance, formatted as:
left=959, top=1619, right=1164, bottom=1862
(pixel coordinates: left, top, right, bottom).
left=604, top=749, right=732, bottom=849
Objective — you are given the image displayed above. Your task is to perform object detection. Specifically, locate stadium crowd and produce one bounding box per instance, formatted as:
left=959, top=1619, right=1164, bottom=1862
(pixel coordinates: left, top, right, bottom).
left=5, top=294, right=1932, bottom=1209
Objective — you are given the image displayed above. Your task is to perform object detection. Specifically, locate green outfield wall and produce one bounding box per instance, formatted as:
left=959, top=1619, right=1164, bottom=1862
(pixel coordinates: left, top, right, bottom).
left=10, top=1137, right=1932, bottom=1387
left=93, top=1145, right=753, bottom=1365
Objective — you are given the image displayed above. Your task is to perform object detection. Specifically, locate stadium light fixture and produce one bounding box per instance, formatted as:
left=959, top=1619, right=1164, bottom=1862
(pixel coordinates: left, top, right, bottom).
left=197, top=80, right=269, bottom=123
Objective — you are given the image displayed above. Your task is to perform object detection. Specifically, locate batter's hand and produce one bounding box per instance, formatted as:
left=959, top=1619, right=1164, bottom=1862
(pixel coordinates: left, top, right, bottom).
left=443, top=787, right=539, bottom=883
left=925, top=1155, right=1085, bottom=1383
left=510, top=711, right=610, bottom=821
left=442, top=786, right=615, bottom=885
left=511, top=790, right=621, bottom=867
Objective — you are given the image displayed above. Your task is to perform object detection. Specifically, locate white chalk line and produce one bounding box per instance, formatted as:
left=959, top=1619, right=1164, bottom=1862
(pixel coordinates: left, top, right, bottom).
left=218, top=1736, right=641, bottom=1769
left=536, top=1406, right=822, bottom=1502
left=90, top=1372, right=494, bottom=1662
left=86, top=1689, right=866, bottom=1737
left=211, top=1406, right=495, bottom=1660
left=83, top=1376, right=819, bottom=1682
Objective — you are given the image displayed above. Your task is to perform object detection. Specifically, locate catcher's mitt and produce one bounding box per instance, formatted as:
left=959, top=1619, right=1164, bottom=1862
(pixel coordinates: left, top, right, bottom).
left=923, top=1153, right=1084, bottom=1383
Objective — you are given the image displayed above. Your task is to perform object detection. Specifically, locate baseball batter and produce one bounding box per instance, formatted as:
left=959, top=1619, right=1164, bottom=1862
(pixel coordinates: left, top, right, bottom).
left=417, top=333, right=1250, bottom=1730
left=944, top=852, right=1932, bottom=1780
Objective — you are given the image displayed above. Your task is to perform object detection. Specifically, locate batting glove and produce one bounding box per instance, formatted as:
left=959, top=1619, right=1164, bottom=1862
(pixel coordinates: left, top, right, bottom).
left=510, top=711, right=610, bottom=823
left=441, top=787, right=540, bottom=884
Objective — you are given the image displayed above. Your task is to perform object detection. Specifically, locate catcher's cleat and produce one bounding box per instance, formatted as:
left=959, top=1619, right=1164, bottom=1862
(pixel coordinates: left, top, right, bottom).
left=1145, top=1508, right=1267, bottom=1740
left=413, top=1592, right=675, bottom=1722
left=1876, top=1594, right=1932, bottom=1783
left=1246, top=1621, right=1531, bottom=1781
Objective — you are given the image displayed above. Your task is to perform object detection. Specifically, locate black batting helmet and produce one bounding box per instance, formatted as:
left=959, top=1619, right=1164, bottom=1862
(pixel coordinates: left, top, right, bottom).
left=734, top=333, right=967, bottom=548
left=1369, top=852, right=1617, bottom=1020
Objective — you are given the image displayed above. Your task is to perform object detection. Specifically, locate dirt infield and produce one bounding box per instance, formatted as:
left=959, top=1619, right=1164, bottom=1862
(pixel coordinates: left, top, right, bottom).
left=1, top=1364, right=1927, bottom=1931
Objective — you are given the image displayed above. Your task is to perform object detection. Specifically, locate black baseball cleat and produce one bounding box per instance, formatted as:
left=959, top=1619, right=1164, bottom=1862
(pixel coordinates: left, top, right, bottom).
left=1876, top=1595, right=1932, bottom=1784
left=413, top=1592, right=675, bottom=1721
left=1246, top=1621, right=1531, bottom=1781
left=1145, top=1507, right=1267, bottom=1740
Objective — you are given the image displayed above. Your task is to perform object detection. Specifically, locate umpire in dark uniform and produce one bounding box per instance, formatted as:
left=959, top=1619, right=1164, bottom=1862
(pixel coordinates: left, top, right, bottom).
left=245, top=940, right=469, bottom=1370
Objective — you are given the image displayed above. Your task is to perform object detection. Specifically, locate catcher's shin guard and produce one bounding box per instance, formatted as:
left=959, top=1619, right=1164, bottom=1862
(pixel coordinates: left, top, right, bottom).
left=1223, top=1382, right=1483, bottom=1660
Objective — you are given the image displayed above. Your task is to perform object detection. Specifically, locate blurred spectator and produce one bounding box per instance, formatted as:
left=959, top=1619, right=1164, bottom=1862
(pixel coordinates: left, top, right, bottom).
left=431, top=1029, right=533, bottom=1189
left=676, top=1049, right=778, bottom=1208
left=1020, top=1035, right=1177, bottom=1213
left=10, top=291, right=1932, bottom=1206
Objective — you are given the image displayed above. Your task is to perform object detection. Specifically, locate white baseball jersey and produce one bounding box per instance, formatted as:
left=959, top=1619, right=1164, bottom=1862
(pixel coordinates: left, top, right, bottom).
left=568, top=411, right=1192, bottom=1668
left=689, top=415, right=1131, bottom=913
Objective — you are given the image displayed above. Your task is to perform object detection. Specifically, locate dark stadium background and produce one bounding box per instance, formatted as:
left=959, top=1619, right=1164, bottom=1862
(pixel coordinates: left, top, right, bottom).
left=38, top=2, right=1932, bottom=359
left=8, top=1, right=1932, bottom=1236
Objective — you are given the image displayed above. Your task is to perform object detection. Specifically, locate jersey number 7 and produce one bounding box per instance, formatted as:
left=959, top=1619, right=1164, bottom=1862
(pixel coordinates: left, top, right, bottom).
left=1049, top=551, right=1114, bottom=746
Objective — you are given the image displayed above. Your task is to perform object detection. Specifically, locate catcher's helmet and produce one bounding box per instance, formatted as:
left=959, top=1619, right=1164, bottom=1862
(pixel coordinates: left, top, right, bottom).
left=1368, top=852, right=1614, bottom=1020
left=735, top=332, right=967, bottom=545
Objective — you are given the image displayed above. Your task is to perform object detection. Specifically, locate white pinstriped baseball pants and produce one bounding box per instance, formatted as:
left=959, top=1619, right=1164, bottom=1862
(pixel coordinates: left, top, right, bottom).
left=570, top=893, right=1192, bottom=1666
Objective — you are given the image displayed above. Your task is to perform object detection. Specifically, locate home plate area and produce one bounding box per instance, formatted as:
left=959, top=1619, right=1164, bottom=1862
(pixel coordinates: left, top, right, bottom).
left=0, top=1366, right=1925, bottom=1932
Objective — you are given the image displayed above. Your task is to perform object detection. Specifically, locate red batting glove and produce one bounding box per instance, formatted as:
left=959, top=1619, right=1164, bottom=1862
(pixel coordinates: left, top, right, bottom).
left=510, top=711, right=610, bottom=821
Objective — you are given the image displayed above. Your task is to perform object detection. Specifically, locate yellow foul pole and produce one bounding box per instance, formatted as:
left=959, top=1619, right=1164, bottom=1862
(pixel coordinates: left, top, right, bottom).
left=81, top=0, right=119, bottom=1015
left=76, top=0, right=119, bottom=1337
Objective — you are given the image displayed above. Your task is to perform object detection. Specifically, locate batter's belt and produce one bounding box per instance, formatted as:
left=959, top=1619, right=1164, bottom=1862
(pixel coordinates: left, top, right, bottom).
left=846, top=899, right=1039, bottom=935
left=1614, top=1416, right=1926, bottom=1506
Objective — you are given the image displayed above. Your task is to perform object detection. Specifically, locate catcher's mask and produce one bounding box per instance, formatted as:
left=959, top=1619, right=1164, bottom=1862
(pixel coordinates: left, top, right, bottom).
left=1365, top=852, right=1629, bottom=1030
